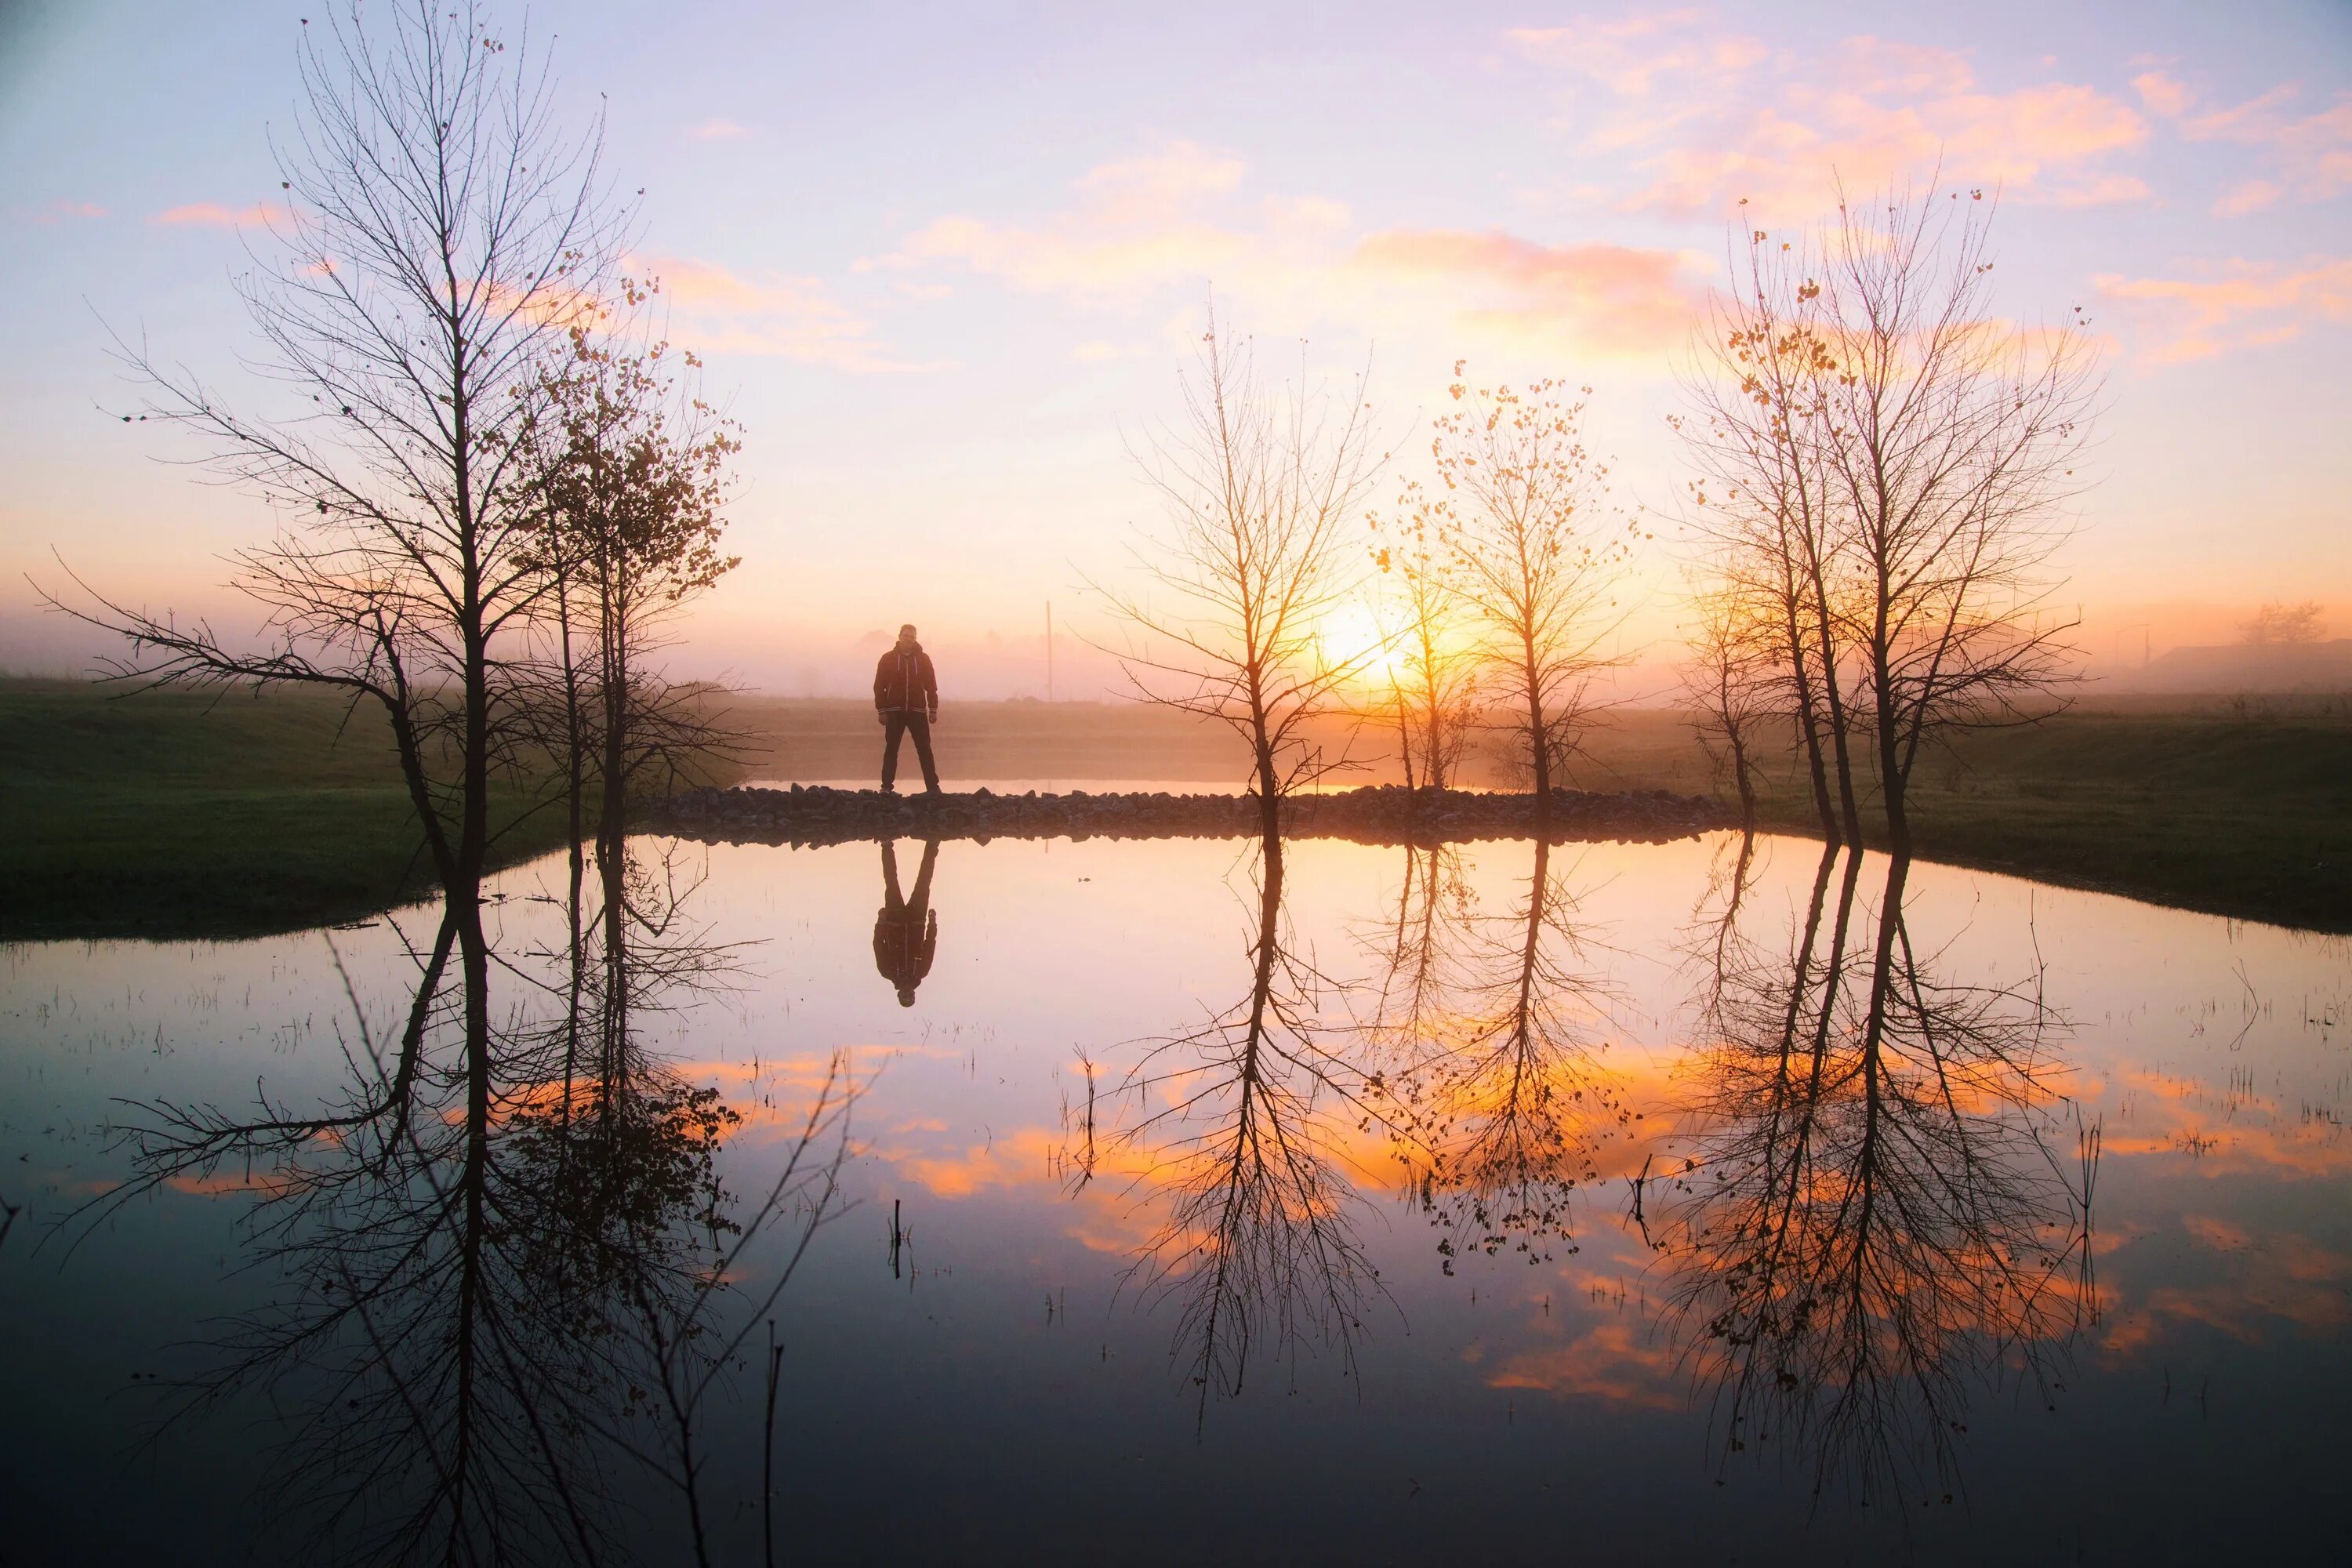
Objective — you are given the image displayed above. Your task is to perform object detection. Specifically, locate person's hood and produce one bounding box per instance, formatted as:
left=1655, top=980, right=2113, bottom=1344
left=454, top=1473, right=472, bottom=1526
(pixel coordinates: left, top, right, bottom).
left=895, top=639, right=924, bottom=655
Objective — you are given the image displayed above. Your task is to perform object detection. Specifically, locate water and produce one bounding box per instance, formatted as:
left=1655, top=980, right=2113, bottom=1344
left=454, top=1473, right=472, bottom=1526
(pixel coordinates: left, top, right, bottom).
left=2, top=828, right=2343, bottom=1563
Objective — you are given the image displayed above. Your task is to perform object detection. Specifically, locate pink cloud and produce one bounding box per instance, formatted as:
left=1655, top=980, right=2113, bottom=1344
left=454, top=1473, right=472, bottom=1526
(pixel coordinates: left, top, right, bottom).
left=2135, top=74, right=2352, bottom=205
left=878, top=141, right=1265, bottom=307
left=1508, top=13, right=1763, bottom=99
left=2216, top=179, right=2284, bottom=216
left=636, top=252, right=942, bottom=373
left=1349, top=230, right=1707, bottom=356
left=2094, top=256, right=2352, bottom=365
left=688, top=119, right=750, bottom=141
left=16, top=198, right=107, bottom=224
left=1515, top=15, right=2149, bottom=220
left=150, top=201, right=289, bottom=228
left=1072, top=140, right=1249, bottom=221
left=881, top=140, right=1706, bottom=366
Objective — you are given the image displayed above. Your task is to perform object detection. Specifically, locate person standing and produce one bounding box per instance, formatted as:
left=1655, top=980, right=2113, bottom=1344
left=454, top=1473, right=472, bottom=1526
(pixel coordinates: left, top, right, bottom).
left=873, top=622, right=941, bottom=793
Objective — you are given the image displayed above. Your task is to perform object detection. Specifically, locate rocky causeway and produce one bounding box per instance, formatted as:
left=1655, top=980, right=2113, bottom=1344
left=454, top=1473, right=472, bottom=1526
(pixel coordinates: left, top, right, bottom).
left=650, top=782, right=1737, bottom=848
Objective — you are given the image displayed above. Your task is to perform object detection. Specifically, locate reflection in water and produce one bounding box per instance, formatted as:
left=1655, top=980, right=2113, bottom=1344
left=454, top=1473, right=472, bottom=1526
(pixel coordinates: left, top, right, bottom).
left=1369, top=838, right=1627, bottom=1272
left=1656, top=840, right=2100, bottom=1505
left=1102, top=829, right=1400, bottom=1424
left=36, top=828, right=2336, bottom=1557
left=873, top=837, right=942, bottom=1007
left=75, top=844, right=851, bottom=1564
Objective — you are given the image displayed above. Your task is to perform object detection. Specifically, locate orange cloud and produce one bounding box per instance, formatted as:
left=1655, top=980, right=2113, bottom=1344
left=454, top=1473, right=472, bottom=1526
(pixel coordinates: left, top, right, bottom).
left=1486, top=1316, right=1681, bottom=1408
left=151, top=201, right=290, bottom=227
left=2094, top=256, right=2352, bottom=365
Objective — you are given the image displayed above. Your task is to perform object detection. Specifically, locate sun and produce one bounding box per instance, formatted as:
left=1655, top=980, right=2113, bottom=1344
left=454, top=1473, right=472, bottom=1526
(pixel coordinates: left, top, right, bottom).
left=1316, top=598, right=1404, bottom=688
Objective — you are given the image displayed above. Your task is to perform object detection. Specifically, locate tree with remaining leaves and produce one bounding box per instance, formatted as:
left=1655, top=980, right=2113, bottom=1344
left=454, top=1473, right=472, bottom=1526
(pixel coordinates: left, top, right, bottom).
left=520, top=306, right=741, bottom=873
left=1428, top=366, right=1638, bottom=807
left=1679, top=185, right=2100, bottom=857
left=1675, top=228, right=1860, bottom=844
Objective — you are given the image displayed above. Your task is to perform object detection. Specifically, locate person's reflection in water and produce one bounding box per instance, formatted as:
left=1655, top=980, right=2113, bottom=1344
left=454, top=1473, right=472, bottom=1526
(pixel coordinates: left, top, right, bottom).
left=873, top=837, right=941, bottom=1007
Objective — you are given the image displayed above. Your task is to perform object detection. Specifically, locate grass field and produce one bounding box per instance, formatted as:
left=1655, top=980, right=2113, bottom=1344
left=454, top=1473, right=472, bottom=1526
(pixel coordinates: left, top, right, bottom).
left=5, top=679, right=2347, bottom=938
left=0, top=681, right=572, bottom=940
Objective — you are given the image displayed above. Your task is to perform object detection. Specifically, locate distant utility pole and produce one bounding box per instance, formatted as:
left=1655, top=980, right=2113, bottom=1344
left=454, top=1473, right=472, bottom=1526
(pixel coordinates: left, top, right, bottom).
left=1046, top=600, right=1054, bottom=702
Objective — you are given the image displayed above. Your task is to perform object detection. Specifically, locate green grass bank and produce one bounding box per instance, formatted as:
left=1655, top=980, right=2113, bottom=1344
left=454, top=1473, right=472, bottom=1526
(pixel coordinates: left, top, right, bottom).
left=0, top=681, right=575, bottom=940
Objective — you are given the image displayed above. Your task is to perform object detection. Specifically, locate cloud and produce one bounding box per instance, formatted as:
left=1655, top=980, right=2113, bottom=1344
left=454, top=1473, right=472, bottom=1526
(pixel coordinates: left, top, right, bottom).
left=1508, top=12, right=1766, bottom=99
left=688, top=118, right=751, bottom=141
left=877, top=140, right=1267, bottom=308
left=150, top=201, right=289, bottom=227
left=878, top=141, right=1703, bottom=361
left=1348, top=230, right=1708, bottom=355
left=1514, top=15, right=2149, bottom=220
left=1072, top=140, right=1248, bottom=221
left=2216, top=179, right=2283, bottom=216
left=2133, top=73, right=2352, bottom=205
left=2094, top=256, right=2352, bottom=365
left=15, top=198, right=106, bottom=224
left=639, top=253, right=945, bottom=373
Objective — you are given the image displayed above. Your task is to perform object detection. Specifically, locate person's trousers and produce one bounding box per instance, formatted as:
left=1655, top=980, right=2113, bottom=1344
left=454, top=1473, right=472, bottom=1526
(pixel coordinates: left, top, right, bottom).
left=881, top=711, right=940, bottom=791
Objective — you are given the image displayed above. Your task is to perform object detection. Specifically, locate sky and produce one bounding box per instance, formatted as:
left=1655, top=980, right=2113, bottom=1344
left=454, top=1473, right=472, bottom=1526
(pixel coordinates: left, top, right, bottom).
left=2, top=0, right=2347, bottom=698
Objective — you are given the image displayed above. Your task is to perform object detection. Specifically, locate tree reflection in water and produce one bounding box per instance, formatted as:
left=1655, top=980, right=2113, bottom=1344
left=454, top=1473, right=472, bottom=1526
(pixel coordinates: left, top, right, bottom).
left=1360, top=838, right=1628, bottom=1274
left=78, top=844, right=853, bottom=1566
left=1098, top=829, right=1404, bottom=1426
left=1657, top=839, right=2100, bottom=1508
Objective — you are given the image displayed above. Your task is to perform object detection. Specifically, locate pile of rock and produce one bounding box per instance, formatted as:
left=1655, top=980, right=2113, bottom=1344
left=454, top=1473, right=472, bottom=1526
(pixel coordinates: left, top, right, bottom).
left=649, top=782, right=1735, bottom=848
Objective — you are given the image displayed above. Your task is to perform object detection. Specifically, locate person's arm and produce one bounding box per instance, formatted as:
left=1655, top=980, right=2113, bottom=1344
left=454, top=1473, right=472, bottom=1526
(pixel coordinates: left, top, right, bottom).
left=922, top=653, right=939, bottom=720
left=874, top=655, right=891, bottom=724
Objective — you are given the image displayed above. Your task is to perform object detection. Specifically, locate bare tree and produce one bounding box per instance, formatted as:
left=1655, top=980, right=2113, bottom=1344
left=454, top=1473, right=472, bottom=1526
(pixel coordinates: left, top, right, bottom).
left=1373, top=482, right=1481, bottom=790
left=1815, top=187, right=2099, bottom=857
left=45, top=0, right=626, bottom=1077
left=1429, top=365, right=1637, bottom=806
left=1098, top=314, right=1385, bottom=837
left=1682, top=574, right=1780, bottom=830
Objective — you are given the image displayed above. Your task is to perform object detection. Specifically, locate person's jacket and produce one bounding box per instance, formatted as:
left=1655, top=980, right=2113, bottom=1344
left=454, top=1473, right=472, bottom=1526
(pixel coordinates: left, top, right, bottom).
left=873, top=906, right=938, bottom=988
left=873, top=644, right=938, bottom=714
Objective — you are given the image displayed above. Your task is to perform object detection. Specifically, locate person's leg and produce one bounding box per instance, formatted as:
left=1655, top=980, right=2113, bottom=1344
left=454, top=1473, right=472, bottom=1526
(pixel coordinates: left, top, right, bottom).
left=880, top=838, right=905, bottom=909
left=909, top=837, right=938, bottom=915
left=881, top=713, right=906, bottom=790
left=908, top=713, right=941, bottom=793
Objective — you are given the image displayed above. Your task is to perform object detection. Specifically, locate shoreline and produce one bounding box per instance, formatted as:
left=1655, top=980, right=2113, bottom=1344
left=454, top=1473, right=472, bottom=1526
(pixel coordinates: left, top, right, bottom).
left=650, top=782, right=1738, bottom=847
